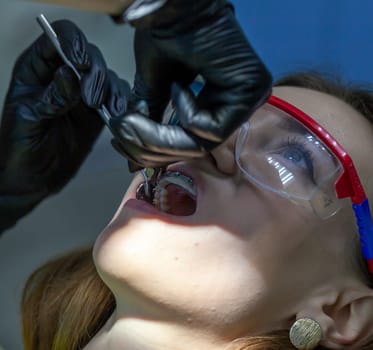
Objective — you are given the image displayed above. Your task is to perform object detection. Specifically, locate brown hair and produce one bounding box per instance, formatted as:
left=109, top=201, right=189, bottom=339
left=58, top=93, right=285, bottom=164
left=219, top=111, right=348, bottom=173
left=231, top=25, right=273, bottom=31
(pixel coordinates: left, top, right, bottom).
left=21, top=247, right=115, bottom=350
left=21, top=72, right=373, bottom=350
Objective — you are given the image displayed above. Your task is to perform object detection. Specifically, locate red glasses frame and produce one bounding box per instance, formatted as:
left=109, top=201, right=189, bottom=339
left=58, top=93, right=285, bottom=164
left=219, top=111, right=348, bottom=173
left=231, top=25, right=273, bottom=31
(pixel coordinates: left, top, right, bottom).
left=268, top=96, right=366, bottom=204
left=268, top=95, right=373, bottom=277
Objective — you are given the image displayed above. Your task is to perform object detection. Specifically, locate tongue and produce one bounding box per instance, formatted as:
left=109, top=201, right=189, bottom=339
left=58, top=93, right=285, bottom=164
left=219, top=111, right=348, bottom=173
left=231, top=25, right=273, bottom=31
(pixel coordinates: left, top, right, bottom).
left=165, top=184, right=196, bottom=216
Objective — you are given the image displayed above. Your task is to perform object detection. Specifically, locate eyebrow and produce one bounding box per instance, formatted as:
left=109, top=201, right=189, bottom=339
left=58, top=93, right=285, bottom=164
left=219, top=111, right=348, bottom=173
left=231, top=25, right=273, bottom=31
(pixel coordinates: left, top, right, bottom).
left=276, top=115, right=341, bottom=167
left=277, top=118, right=310, bottom=135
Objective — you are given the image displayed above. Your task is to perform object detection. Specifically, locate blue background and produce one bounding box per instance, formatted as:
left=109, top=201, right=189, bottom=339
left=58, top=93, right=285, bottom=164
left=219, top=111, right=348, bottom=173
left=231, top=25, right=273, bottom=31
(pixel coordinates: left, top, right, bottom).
left=232, top=0, right=373, bottom=83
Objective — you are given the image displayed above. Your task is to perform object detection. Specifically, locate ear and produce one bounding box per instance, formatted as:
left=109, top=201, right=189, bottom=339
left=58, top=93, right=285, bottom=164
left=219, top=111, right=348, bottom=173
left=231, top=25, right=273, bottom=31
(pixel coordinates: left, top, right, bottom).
left=297, top=287, right=373, bottom=349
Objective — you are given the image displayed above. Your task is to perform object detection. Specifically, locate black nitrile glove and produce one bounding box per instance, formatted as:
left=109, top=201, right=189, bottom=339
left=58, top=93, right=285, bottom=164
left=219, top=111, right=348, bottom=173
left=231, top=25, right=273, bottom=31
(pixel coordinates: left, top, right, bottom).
left=110, top=0, right=272, bottom=170
left=0, top=20, right=130, bottom=234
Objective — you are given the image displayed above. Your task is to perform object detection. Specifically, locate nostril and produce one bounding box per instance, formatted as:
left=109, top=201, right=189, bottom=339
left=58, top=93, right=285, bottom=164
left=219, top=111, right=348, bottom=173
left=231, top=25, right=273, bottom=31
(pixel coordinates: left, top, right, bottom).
left=210, top=150, right=236, bottom=175
left=208, top=152, right=218, bottom=168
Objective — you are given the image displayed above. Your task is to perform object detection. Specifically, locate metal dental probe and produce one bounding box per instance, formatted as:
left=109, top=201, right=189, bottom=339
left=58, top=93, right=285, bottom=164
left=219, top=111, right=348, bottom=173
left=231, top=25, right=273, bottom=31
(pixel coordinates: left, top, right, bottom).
left=134, top=101, right=176, bottom=201
left=36, top=14, right=152, bottom=192
left=141, top=102, right=177, bottom=197
left=36, top=14, right=113, bottom=127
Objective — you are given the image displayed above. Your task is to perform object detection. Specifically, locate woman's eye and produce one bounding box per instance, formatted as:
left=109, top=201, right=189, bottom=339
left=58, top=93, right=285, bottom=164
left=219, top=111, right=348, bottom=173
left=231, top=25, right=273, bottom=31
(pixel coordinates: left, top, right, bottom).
left=274, top=142, right=315, bottom=183
left=282, top=148, right=308, bottom=167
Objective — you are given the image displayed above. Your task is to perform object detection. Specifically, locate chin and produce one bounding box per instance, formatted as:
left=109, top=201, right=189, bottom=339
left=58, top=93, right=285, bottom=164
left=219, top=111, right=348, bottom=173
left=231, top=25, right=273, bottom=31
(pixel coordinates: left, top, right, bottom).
left=93, top=211, right=267, bottom=337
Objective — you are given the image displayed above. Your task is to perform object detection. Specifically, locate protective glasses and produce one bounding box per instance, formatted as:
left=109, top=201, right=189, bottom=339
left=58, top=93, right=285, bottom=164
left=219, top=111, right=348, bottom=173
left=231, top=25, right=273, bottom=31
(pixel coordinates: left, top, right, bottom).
left=235, top=95, right=373, bottom=276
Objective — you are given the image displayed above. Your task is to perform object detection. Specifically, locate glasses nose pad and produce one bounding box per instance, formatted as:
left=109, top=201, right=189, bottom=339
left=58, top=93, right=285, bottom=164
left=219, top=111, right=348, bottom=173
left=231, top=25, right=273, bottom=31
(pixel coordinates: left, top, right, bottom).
left=309, top=183, right=341, bottom=219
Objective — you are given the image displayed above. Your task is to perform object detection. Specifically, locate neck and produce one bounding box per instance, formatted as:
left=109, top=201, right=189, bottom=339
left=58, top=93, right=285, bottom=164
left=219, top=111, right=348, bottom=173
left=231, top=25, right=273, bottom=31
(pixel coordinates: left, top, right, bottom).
left=84, top=303, right=230, bottom=350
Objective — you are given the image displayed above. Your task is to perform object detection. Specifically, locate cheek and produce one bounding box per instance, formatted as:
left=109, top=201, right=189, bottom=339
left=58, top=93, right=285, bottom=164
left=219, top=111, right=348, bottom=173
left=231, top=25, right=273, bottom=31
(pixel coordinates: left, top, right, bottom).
left=205, top=181, right=299, bottom=241
left=217, top=186, right=319, bottom=273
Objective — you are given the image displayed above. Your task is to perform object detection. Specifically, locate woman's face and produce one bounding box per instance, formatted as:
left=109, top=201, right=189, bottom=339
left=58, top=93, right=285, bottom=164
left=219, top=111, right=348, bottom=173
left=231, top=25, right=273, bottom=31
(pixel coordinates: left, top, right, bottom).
left=93, top=87, right=373, bottom=338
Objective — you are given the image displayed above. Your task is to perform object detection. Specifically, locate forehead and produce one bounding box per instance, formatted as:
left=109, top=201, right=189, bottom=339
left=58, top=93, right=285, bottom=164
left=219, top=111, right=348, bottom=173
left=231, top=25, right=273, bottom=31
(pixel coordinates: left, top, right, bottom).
left=272, top=86, right=373, bottom=189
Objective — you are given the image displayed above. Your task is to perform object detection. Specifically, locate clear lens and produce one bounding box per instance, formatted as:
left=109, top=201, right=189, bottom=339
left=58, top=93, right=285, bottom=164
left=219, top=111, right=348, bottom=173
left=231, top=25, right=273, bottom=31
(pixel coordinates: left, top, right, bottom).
left=235, top=104, right=343, bottom=218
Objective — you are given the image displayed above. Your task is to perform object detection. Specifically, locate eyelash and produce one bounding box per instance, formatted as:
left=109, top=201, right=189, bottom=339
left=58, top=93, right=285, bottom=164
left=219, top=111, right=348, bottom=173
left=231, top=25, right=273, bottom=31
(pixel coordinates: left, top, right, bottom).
left=278, top=136, right=316, bottom=183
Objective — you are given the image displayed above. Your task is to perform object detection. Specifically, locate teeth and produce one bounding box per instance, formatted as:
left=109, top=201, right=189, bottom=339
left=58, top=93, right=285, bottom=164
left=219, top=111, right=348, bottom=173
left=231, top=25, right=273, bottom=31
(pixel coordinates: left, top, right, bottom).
left=159, top=171, right=195, bottom=195
left=152, top=186, right=171, bottom=212
left=152, top=171, right=196, bottom=213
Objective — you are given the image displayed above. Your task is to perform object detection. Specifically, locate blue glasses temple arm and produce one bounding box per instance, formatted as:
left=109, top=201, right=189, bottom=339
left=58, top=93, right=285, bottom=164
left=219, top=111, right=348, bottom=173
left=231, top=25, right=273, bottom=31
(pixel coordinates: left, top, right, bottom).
left=353, top=199, right=373, bottom=276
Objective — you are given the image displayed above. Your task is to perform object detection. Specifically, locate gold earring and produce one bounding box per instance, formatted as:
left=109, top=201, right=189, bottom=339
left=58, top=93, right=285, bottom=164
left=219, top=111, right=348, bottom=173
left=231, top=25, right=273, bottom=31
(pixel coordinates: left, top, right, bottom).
left=289, top=318, right=322, bottom=350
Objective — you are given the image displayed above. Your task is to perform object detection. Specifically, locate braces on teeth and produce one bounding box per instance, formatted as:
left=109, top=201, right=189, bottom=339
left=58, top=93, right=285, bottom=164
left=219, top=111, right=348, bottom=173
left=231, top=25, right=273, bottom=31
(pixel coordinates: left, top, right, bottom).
left=152, top=171, right=196, bottom=212
left=136, top=169, right=196, bottom=211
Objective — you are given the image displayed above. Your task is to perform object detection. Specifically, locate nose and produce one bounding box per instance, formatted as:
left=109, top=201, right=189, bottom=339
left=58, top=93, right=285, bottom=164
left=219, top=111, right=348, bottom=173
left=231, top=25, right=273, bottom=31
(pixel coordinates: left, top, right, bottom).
left=210, top=132, right=237, bottom=175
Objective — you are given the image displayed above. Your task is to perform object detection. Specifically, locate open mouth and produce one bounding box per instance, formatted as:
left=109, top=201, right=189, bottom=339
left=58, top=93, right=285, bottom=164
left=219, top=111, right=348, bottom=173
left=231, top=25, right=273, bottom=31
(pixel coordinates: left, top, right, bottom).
left=136, top=170, right=197, bottom=216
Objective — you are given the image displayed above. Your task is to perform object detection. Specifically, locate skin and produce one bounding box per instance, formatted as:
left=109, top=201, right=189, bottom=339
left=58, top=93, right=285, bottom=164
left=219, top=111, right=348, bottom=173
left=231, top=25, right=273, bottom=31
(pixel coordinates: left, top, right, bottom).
left=88, top=87, right=373, bottom=350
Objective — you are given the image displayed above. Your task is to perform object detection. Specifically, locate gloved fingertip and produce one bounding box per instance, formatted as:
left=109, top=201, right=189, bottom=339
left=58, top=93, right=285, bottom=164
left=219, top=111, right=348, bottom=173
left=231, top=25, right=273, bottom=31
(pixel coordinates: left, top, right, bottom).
left=226, top=2, right=235, bottom=14
left=110, top=138, right=142, bottom=171
left=108, top=94, right=128, bottom=119
left=52, top=20, right=90, bottom=69
left=105, top=72, right=131, bottom=117
left=80, top=71, right=107, bottom=109
left=71, top=35, right=90, bottom=69
left=80, top=44, right=109, bottom=108
left=171, top=83, right=198, bottom=123
left=111, top=138, right=125, bottom=156
left=128, top=160, right=142, bottom=173
left=56, top=65, right=80, bottom=98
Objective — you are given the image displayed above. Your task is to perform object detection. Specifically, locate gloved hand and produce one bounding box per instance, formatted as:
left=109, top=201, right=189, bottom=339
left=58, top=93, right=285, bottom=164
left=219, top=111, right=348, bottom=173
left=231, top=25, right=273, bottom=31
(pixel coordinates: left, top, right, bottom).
left=110, top=0, right=272, bottom=169
left=0, top=20, right=130, bottom=233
